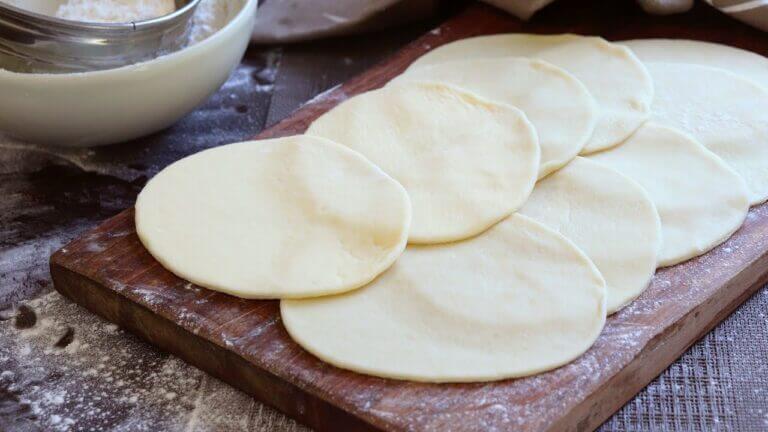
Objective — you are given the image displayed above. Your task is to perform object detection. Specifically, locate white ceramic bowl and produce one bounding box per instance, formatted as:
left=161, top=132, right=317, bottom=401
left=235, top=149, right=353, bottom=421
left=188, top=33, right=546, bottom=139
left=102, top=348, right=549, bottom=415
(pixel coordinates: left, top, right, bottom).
left=0, top=0, right=257, bottom=147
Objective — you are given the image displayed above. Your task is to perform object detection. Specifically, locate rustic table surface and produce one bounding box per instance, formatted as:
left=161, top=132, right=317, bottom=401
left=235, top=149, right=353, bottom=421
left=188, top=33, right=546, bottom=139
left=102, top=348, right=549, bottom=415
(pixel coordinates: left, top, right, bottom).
left=1, top=1, right=767, bottom=431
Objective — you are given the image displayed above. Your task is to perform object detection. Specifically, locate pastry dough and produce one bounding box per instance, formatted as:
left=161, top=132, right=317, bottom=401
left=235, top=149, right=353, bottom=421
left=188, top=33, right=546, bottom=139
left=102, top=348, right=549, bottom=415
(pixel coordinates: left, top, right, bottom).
left=644, top=62, right=768, bottom=204
left=393, top=57, right=597, bottom=178
left=590, top=123, right=750, bottom=267
left=520, top=157, right=661, bottom=313
left=409, top=34, right=653, bottom=153
left=622, top=39, right=768, bottom=90
left=135, top=136, right=411, bottom=299
left=307, top=81, right=540, bottom=244
left=281, top=214, right=607, bottom=382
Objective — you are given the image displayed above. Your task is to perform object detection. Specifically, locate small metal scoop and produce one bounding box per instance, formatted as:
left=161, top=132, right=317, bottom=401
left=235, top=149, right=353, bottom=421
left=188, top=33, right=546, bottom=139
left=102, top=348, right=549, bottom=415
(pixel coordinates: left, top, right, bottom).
left=0, top=0, right=201, bottom=73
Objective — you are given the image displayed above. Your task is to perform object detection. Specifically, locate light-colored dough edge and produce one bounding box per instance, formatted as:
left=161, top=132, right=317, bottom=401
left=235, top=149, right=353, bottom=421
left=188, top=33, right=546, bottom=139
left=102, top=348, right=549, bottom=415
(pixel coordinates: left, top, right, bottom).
left=135, top=136, right=413, bottom=300
left=395, top=57, right=598, bottom=178
left=280, top=214, right=607, bottom=383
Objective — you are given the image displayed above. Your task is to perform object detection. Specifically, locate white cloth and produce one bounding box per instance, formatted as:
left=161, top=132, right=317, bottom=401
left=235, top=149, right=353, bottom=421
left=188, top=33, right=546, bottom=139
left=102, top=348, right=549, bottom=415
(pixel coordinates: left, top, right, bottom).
left=251, top=0, right=767, bottom=44
left=251, top=0, right=438, bottom=43
left=479, top=0, right=695, bottom=16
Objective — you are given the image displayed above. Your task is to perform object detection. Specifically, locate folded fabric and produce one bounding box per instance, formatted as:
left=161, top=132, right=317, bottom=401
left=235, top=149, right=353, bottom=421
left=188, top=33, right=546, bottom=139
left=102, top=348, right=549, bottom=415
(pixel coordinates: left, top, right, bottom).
left=704, top=0, right=768, bottom=31
left=251, top=0, right=764, bottom=44
left=251, top=0, right=438, bottom=43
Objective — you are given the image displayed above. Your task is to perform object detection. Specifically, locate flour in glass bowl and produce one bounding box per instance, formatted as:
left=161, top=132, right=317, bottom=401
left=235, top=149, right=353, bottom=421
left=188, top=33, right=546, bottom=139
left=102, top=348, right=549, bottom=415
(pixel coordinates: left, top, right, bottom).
left=1, top=0, right=231, bottom=47
left=188, top=0, right=232, bottom=44
left=55, top=0, right=176, bottom=22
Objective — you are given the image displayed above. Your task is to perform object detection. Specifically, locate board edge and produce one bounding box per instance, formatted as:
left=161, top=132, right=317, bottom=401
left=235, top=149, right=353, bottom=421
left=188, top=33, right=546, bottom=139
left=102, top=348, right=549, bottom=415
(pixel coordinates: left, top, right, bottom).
left=548, top=246, right=768, bottom=432
left=49, top=257, right=384, bottom=432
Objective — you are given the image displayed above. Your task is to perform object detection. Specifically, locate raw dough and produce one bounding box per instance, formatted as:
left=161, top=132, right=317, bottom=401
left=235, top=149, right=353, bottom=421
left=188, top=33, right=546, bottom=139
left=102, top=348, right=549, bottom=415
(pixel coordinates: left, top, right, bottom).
left=590, top=123, right=750, bottom=267
left=409, top=34, right=653, bottom=153
left=644, top=62, right=768, bottom=204
left=393, top=57, right=597, bottom=178
left=622, top=39, right=768, bottom=90
left=135, top=136, right=411, bottom=299
left=519, top=157, right=661, bottom=313
left=281, top=214, right=607, bottom=382
left=307, top=81, right=539, bottom=244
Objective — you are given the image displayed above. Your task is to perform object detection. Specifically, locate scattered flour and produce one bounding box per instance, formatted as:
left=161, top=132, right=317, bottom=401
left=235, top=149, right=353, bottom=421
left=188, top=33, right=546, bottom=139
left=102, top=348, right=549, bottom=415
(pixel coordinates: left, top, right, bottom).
left=0, top=292, right=306, bottom=432
left=0, top=134, right=143, bottom=182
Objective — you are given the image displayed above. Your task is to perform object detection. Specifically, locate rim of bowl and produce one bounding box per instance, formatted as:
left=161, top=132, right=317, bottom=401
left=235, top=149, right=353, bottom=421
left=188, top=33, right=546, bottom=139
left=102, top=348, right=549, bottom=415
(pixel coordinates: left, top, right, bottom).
left=0, top=0, right=201, bottom=32
left=0, top=0, right=257, bottom=80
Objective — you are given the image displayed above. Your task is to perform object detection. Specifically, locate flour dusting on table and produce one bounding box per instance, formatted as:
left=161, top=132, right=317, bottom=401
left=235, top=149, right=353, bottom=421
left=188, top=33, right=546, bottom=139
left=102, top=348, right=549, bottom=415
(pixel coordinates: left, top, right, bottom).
left=0, top=292, right=306, bottom=431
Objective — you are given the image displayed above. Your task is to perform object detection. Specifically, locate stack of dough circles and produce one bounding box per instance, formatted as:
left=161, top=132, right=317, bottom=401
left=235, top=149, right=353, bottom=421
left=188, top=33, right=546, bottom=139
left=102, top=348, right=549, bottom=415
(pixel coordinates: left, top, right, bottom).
left=622, top=39, right=768, bottom=90
left=281, top=214, right=607, bottom=382
left=135, top=136, right=412, bottom=299
left=519, top=157, right=661, bottom=314
left=392, top=57, right=597, bottom=178
left=408, top=34, right=654, bottom=153
left=642, top=62, right=768, bottom=205
left=307, top=81, right=540, bottom=244
left=590, top=123, right=750, bottom=267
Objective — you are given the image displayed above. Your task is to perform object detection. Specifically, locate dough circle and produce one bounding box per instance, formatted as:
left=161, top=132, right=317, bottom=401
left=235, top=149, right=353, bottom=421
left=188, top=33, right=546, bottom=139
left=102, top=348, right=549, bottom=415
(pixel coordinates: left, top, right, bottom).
left=408, top=33, right=653, bottom=153
left=519, top=157, right=661, bottom=314
left=307, top=81, right=540, bottom=244
left=622, top=39, right=768, bottom=90
left=281, top=214, right=607, bottom=382
left=393, top=57, right=597, bottom=178
left=644, top=62, right=768, bottom=204
left=590, top=123, right=750, bottom=267
left=135, top=136, right=412, bottom=299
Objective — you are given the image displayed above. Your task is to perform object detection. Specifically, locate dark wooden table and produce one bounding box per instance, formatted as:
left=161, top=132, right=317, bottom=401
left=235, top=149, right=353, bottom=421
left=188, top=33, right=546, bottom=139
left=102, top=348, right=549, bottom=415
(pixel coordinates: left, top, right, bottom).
left=1, top=1, right=767, bottom=430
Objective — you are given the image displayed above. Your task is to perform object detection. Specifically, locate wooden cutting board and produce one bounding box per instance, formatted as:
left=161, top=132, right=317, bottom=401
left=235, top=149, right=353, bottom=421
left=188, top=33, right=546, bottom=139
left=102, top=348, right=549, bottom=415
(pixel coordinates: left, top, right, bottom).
left=50, top=3, right=768, bottom=431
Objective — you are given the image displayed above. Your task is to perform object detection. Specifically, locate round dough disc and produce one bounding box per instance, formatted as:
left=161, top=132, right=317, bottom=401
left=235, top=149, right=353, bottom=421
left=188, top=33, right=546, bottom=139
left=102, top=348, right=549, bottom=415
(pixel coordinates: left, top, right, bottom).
left=409, top=34, right=653, bottom=153
left=393, top=57, right=597, bottom=178
left=307, top=81, right=540, bottom=244
left=590, top=123, right=750, bottom=267
left=135, top=136, right=411, bottom=299
left=645, top=62, right=768, bottom=204
left=622, top=39, right=768, bottom=89
left=281, top=214, right=607, bottom=382
left=519, top=157, right=661, bottom=314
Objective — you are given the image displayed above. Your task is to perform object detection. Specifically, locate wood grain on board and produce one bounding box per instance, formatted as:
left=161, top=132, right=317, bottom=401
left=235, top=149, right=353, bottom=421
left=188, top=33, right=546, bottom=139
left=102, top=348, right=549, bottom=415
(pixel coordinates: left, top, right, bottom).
left=50, top=3, right=768, bottom=431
